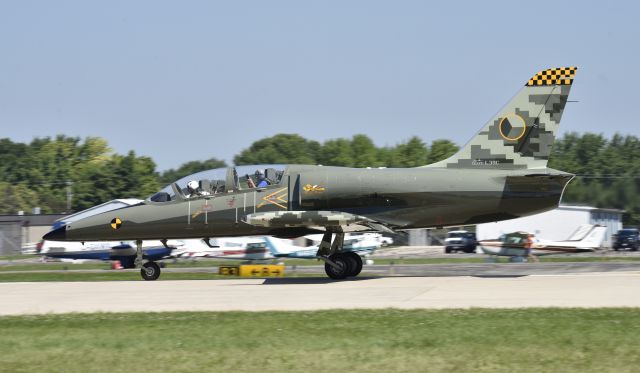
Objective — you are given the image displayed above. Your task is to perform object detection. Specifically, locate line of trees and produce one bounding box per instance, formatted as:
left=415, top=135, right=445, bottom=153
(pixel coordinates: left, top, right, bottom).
left=1, top=133, right=638, bottom=224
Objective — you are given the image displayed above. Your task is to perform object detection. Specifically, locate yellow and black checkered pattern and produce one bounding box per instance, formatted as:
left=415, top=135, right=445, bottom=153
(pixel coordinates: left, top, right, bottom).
left=110, top=218, right=122, bottom=230
left=526, top=67, right=577, bottom=86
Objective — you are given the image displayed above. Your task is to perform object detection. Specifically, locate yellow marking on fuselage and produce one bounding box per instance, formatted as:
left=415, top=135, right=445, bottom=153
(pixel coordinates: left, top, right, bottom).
left=303, top=184, right=325, bottom=192
left=257, top=187, right=288, bottom=210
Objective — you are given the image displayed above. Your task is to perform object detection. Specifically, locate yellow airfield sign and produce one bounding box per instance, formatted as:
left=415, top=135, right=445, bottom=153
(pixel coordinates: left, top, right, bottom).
left=219, top=265, right=285, bottom=277
left=218, top=266, right=239, bottom=276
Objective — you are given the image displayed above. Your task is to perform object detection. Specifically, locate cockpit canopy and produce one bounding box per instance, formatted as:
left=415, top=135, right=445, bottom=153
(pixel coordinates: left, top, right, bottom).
left=148, top=164, right=287, bottom=203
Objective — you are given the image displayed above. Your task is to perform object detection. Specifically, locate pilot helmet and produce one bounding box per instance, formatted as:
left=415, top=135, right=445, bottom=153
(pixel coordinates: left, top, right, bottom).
left=187, top=180, right=199, bottom=191
left=255, top=169, right=265, bottom=178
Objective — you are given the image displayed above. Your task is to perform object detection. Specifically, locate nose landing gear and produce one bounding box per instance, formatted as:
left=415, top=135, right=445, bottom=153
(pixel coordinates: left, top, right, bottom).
left=135, top=239, right=162, bottom=281
left=141, top=261, right=161, bottom=281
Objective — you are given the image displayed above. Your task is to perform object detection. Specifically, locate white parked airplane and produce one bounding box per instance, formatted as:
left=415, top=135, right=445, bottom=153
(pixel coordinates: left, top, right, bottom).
left=479, top=224, right=607, bottom=257
left=175, top=233, right=386, bottom=262
left=264, top=235, right=379, bottom=259
left=173, top=237, right=271, bottom=260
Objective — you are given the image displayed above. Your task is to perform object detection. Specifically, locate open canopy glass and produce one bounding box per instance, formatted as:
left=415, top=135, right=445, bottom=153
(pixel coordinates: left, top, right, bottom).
left=148, top=164, right=287, bottom=202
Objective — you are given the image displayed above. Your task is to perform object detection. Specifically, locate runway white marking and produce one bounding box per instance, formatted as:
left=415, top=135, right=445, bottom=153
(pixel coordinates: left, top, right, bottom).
left=1, top=273, right=639, bottom=315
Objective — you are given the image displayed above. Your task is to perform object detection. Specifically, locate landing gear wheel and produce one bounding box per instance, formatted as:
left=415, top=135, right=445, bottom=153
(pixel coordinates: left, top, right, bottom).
left=324, top=254, right=352, bottom=280
left=344, top=252, right=363, bottom=277
left=141, top=261, right=161, bottom=281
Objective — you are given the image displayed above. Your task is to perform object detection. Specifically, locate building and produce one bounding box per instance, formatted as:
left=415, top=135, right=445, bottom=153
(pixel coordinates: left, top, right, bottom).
left=476, top=205, right=624, bottom=248
left=0, top=214, right=66, bottom=255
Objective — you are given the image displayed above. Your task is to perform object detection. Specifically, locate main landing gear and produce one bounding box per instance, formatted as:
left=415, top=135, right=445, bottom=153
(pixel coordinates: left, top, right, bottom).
left=317, top=232, right=363, bottom=280
left=135, top=239, right=161, bottom=281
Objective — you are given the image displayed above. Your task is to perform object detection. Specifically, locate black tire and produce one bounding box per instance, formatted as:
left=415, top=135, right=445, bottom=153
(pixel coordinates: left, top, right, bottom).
left=344, top=252, right=363, bottom=277
left=445, top=247, right=452, bottom=254
left=324, top=254, right=351, bottom=280
left=141, top=261, right=161, bottom=281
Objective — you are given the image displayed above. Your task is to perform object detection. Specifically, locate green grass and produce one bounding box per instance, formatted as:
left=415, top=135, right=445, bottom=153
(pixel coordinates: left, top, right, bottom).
left=0, top=309, right=639, bottom=372
left=0, top=254, right=32, bottom=261
left=1, top=255, right=640, bottom=282
left=0, top=269, right=329, bottom=282
left=153, top=255, right=640, bottom=265
left=0, top=262, right=111, bottom=271
left=0, top=271, right=229, bottom=282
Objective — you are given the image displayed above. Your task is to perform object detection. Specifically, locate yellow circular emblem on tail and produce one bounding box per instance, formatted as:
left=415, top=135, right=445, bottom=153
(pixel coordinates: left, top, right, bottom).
left=110, top=218, right=122, bottom=230
left=498, top=114, right=527, bottom=141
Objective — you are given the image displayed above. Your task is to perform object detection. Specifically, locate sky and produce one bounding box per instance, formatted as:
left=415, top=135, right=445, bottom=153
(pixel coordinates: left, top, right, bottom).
left=1, top=1, right=639, bottom=171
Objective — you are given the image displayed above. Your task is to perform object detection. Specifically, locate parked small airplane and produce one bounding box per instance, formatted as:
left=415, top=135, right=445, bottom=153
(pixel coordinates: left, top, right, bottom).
left=40, top=240, right=182, bottom=269
left=174, top=237, right=271, bottom=260
left=305, top=233, right=391, bottom=250
left=176, top=233, right=383, bottom=262
left=264, top=236, right=378, bottom=259
left=44, top=67, right=579, bottom=280
left=263, top=236, right=378, bottom=277
left=479, top=224, right=607, bottom=258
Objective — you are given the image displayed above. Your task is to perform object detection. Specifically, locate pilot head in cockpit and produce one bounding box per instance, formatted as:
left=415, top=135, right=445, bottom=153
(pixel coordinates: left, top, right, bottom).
left=186, top=180, right=200, bottom=197
left=255, top=169, right=270, bottom=187
left=186, top=180, right=212, bottom=197
left=187, top=180, right=212, bottom=197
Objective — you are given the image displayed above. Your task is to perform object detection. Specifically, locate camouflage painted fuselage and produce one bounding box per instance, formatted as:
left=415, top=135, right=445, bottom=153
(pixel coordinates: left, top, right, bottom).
left=44, top=164, right=573, bottom=241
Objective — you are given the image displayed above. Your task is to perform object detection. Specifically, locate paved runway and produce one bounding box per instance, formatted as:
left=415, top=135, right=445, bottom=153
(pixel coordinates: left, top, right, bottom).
left=1, top=272, right=639, bottom=315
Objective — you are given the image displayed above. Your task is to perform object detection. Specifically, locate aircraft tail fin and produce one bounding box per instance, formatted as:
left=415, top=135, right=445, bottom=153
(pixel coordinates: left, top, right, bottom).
left=425, top=67, right=577, bottom=170
left=577, top=226, right=607, bottom=249
left=566, top=224, right=596, bottom=241
left=263, top=236, right=288, bottom=256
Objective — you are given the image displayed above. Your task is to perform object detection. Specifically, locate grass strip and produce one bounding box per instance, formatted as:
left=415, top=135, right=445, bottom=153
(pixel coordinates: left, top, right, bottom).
left=0, top=309, right=639, bottom=372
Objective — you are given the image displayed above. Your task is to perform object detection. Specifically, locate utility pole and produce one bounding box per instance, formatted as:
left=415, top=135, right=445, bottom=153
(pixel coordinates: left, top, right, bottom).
left=66, top=180, right=73, bottom=213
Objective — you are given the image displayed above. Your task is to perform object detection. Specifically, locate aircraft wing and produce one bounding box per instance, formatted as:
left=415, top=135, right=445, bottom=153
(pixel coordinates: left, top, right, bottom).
left=478, top=240, right=594, bottom=256
left=530, top=244, right=595, bottom=253
left=244, top=211, right=395, bottom=233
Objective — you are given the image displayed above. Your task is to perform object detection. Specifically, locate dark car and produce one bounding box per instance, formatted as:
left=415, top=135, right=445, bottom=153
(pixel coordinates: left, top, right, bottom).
left=613, top=229, right=639, bottom=251
left=444, top=231, right=477, bottom=253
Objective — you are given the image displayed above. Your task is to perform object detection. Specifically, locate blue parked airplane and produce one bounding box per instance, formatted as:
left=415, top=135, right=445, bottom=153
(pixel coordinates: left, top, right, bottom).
left=40, top=240, right=181, bottom=269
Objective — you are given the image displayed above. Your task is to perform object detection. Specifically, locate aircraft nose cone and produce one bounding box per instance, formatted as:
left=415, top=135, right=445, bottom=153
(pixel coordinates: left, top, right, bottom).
left=43, top=226, right=67, bottom=241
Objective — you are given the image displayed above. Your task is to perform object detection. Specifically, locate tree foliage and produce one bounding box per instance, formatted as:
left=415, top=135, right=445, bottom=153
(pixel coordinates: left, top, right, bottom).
left=0, top=136, right=159, bottom=214
left=234, top=134, right=321, bottom=165
left=237, top=134, right=458, bottom=168
left=1, top=132, right=639, bottom=225
left=160, top=158, right=227, bottom=185
left=549, top=133, right=640, bottom=225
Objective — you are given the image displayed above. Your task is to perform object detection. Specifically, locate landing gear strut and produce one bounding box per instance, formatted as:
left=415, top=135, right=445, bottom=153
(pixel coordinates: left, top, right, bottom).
left=135, top=239, right=161, bottom=281
left=318, top=233, right=364, bottom=280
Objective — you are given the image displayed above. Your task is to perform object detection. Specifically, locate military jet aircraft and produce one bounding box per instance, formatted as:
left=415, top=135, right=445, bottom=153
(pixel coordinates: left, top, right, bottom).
left=44, top=66, right=578, bottom=280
